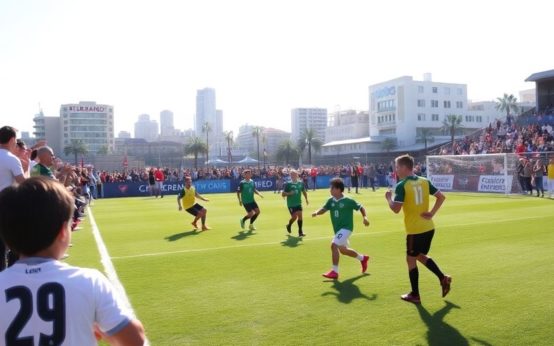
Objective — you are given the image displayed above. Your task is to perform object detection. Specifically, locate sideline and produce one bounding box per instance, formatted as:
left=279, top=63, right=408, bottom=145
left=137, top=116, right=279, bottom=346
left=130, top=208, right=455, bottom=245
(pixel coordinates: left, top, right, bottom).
left=87, top=206, right=150, bottom=346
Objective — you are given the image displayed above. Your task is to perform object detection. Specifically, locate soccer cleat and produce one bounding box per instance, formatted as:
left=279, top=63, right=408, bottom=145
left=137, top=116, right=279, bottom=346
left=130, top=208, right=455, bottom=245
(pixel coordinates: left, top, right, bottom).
left=441, top=275, right=452, bottom=297
left=401, top=292, right=421, bottom=304
left=361, top=255, right=370, bottom=273
left=299, top=232, right=306, bottom=237
left=191, top=222, right=198, bottom=230
left=286, top=224, right=291, bottom=234
left=240, top=218, right=245, bottom=230
left=202, top=226, right=211, bottom=231
left=249, top=224, right=256, bottom=231
left=322, top=270, right=339, bottom=279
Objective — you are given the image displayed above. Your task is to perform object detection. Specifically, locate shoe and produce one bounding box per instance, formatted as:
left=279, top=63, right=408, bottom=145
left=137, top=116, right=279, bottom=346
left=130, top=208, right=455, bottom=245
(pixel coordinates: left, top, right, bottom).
left=361, top=255, right=370, bottom=273
left=299, top=232, right=306, bottom=237
left=322, top=270, right=339, bottom=279
left=249, top=224, right=256, bottom=231
left=401, top=292, right=421, bottom=304
left=441, top=275, right=452, bottom=297
left=286, top=224, right=291, bottom=234
left=240, top=218, right=245, bottom=230
left=202, top=226, right=211, bottom=231
left=191, top=223, right=198, bottom=230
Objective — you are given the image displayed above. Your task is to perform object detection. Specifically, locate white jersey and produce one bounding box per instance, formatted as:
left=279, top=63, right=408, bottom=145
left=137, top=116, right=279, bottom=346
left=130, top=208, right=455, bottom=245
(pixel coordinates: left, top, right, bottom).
left=0, top=258, right=133, bottom=346
left=0, top=148, right=24, bottom=192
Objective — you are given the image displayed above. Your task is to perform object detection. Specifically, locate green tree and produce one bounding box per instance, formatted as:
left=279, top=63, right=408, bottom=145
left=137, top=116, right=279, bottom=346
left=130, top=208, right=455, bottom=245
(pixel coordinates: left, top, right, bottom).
left=185, top=136, right=207, bottom=170
left=252, top=126, right=264, bottom=169
left=381, top=137, right=397, bottom=153
left=202, top=122, right=212, bottom=165
left=275, top=139, right=299, bottom=166
left=97, top=145, right=109, bottom=155
left=64, top=139, right=88, bottom=165
left=418, top=128, right=435, bottom=153
left=495, top=93, right=519, bottom=118
left=442, top=114, right=463, bottom=153
left=298, top=128, right=323, bottom=165
left=224, top=130, right=234, bottom=163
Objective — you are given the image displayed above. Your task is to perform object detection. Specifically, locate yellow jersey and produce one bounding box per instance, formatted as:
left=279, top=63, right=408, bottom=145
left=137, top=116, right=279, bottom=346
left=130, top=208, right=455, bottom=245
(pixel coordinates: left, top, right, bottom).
left=178, top=186, right=196, bottom=209
left=394, top=176, right=438, bottom=234
left=548, top=163, right=554, bottom=179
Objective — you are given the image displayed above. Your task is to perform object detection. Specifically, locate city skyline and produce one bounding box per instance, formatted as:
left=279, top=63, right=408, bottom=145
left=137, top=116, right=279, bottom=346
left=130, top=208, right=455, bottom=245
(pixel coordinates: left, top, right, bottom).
left=1, top=0, right=552, bottom=137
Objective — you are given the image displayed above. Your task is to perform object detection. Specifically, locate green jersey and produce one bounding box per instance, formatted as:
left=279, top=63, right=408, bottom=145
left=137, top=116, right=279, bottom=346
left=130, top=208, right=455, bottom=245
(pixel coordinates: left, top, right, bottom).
left=323, top=196, right=362, bottom=234
left=284, top=180, right=305, bottom=208
left=238, top=179, right=256, bottom=204
left=30, top=163, right=54, bottom=179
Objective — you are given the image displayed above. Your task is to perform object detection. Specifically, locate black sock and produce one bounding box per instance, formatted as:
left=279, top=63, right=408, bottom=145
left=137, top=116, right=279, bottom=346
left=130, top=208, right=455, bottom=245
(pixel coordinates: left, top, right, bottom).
left=201, top=216, right=206, bottom=226
left=409, top=268, right=419, bottom=296
left=425, top=258, right=445, bottom=281
left=242, top=216, right=249, bottom=223
left=288, top=219, right=294, bottom=227
left=250, top=214, right=259, bottom=224
left=298, top=220, right=303, bottom=232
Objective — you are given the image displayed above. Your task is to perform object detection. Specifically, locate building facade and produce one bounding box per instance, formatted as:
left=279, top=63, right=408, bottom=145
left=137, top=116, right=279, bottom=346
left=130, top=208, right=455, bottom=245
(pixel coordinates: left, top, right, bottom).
left=134, top=114, right=159, bottom=141
left=160, top=110, right=175, bottom=137
left=60, top=101, right=114, bottom=154
left=325, top=110, right=369, bottom=142
left=195, top=88, right=224, bottom=157
left=33, top=110, right=61, bottom=155
left=291, top=108, right=327, bottom=143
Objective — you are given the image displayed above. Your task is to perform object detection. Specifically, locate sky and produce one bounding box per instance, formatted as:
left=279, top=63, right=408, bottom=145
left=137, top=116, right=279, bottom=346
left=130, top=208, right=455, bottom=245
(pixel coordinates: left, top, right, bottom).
left=0, top=0, right=552, bottom=137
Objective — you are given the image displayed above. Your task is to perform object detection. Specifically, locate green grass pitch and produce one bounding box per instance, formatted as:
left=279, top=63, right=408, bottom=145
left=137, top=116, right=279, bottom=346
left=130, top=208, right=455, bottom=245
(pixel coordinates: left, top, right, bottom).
left=68, top=189, right=554, bottom=345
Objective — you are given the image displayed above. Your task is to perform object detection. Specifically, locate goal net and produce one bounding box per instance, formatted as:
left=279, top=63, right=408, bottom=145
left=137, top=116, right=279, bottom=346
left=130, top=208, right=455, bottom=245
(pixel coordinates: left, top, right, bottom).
left=425, top=153, right=544, bottom=194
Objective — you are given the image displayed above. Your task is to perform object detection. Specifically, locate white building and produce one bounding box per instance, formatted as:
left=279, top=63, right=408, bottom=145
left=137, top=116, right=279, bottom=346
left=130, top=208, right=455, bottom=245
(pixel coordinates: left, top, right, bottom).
left=291, top=108, right=327, bottom=143
left=33, top=110, right=62, bottom=155
left=118, top=131, right=131, bottom=139
left=236, top=125, right=290, bottom=161
left=369, top=74, right=483, bottom=148
left=325, top=110, right=369, bottom=142
left=134, top=114, right=159, bottom=141
left=195, top=88, right=224, bottom=157
left=160, top=110, right=175, bottom=137
left=60, top=101, right=115, bottom=154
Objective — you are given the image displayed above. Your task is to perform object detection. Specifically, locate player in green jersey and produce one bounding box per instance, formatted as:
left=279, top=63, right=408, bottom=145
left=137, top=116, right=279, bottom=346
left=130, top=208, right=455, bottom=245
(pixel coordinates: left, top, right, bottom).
left=312, top=178, right=370, bottom=279
left=282, top=170, right=309, bottom=237
left=237, top=169, right=264, bottom=230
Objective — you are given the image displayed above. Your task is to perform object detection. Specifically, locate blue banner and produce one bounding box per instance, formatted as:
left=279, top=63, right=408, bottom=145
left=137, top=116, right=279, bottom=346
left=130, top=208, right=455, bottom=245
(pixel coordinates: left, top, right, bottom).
left=230, top=178, right=276, bottom=192
left=102, top=179, right=231, bottom=198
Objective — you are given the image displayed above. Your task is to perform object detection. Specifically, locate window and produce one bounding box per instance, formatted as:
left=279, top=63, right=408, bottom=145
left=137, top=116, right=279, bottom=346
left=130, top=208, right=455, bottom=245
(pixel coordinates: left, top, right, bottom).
left=417, top=99, right=425, bottom=107
left=444, top=87, right=450, bottom=95
left=418, top=113, right=426, bottom=121
left=432, top=87, right=438, bottom=93
left=432, top=114, right=439, bottom=121
left=444, top=101, right=451, bottom=108
left=418, top=86, right=424, bottom=93
left=456, top=101, right=464, bottom=108
left=431, top=100, right=439, bottom=108
left=476, top=116, right=483, bottom=122
left=457, top=88, right=463, bottom=95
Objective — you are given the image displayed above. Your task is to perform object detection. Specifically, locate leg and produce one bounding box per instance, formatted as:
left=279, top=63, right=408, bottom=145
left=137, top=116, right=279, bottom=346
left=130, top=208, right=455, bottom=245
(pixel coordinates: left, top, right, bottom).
left=286, top=212, right=298, bottom=233
left=331, top=243, right=340, bottom=267
left=406, top=255, right=419, bottom=296
left=200, top=209, right=210, bottom=230
left=297, top=212, right=304, bottom=236
left=250, top=208, right=260, bottom=224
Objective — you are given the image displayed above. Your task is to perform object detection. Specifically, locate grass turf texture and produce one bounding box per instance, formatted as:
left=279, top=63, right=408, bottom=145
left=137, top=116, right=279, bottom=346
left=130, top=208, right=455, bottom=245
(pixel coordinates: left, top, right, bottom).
left=68, top=190, right=554, bottom=345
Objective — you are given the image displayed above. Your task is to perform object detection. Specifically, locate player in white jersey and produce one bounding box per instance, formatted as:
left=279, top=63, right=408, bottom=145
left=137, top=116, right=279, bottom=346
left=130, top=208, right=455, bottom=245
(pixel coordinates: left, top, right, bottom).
left=0, top=177, right=145, bottom=346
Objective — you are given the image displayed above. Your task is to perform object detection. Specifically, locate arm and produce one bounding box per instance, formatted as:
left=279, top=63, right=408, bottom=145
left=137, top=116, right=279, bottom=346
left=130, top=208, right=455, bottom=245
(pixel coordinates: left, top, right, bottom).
left=236, top=189, right=242, bottom=206
left=195, top=191, right=209, bottom=202
left=421, top=191, right=446, bottom=220
left=254, top=189, right=264, bottom=198
left=359, top=206, right=370, bottom=226
left=311, top=208, right=327, bottom=217
left=177, top=194, right=183, bottom=211
left=302, top=189, right=309, bottom=205
left=385, top=190, right=402, bottom=214
left=14, top=174, right=25, bottom=184
left=95, top=319, right=145, bottom=346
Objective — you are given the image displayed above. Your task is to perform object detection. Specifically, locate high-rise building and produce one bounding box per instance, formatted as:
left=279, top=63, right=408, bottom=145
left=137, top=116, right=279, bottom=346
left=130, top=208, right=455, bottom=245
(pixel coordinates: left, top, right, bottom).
left=195, top=88, right=224, bottom=157
left=60, top=101, right=114, bottom=154
left=134, top=114, right=159, bottom=141
left=160, top=110, right=175, bottom=137
left=291, top=108, right=327, bottom=143
left=33, top=110, right=61, bottom=155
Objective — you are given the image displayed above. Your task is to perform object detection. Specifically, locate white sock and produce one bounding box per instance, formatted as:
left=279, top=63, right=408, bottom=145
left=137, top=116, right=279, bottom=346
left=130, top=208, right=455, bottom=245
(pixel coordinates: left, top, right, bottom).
left=332, top=265, right=339, bottom=272
left=357, top=254, right=364, bottom=261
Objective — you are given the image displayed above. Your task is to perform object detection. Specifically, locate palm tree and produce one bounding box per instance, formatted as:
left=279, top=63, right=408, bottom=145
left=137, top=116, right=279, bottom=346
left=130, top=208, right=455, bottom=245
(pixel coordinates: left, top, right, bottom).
left=202, top=122, right=212, bottom=165
left=252, top=126, right=264, bottom=169
left=224, top=130, right=234, bottom=163
left=275, top=139, right=299, bottom=165
left=64, top=139, right=88, bottom=165
left=495, top=93, right=519, bottom=119
left=381, top=137, right=397, bottom=153
left=442, top=114, right=463, bottom=153
left=298, top=128, right=322, bottom=165
left=185, top=136, right=207, bottom=170
left=418, top=128, right=435, bottom=153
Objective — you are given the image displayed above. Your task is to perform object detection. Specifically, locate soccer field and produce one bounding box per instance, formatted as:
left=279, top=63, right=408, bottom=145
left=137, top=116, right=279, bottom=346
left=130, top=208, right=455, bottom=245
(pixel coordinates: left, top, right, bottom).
left=68, top=189, right=554, bottom=345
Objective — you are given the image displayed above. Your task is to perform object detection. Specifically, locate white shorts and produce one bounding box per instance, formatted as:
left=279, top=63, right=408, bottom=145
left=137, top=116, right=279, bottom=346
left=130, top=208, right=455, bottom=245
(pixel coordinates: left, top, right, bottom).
left=332, top=229, right=352, bottom=247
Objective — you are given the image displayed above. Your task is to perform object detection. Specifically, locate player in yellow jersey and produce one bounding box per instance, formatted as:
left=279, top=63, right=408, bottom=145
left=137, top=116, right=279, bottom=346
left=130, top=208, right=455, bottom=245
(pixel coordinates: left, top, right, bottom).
left=547, top=157, right=554, bottom=199
left=385, top=154, right=451, bottom=304
left=178, top=176, right=210, bottom=231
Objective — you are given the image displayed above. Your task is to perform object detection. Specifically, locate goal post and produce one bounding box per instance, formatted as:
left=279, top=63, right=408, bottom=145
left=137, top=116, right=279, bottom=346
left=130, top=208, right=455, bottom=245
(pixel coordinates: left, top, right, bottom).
left=425, top=153, right=538, bottom=195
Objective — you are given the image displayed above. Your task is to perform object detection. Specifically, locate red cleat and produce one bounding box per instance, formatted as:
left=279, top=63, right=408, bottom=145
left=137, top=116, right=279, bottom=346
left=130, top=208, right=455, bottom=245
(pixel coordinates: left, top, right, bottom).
left=401, top=292, right=421, bottom=304
left=441, top=275, right=452, bottom=297
left=361, top=255, right=370, bottom=273
left=322, top=270, right=339, bottom=279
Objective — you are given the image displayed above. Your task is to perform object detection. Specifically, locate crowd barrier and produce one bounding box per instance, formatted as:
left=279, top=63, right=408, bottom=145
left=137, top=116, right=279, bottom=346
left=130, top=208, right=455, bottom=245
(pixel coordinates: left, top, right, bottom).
left=100, top=175, right=390, bottom=198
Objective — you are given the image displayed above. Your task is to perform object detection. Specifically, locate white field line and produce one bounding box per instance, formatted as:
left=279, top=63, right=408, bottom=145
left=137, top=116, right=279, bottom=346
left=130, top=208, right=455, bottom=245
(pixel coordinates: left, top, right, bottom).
left=87, top=206, right=150, bottom=346
left=110, top=214, right=551, bottom=261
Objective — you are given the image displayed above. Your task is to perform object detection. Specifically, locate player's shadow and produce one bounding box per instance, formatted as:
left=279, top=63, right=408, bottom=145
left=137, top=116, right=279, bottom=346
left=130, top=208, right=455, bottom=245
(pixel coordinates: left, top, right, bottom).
left=231, top=230, right=255, bottom=241
left=281, top=235, right=303, bottom=248
left=321, top=274, right=376, bottom=304
left=165, top=230, right=200, bottom=242
left=416, top=301, right=479, bottom=346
